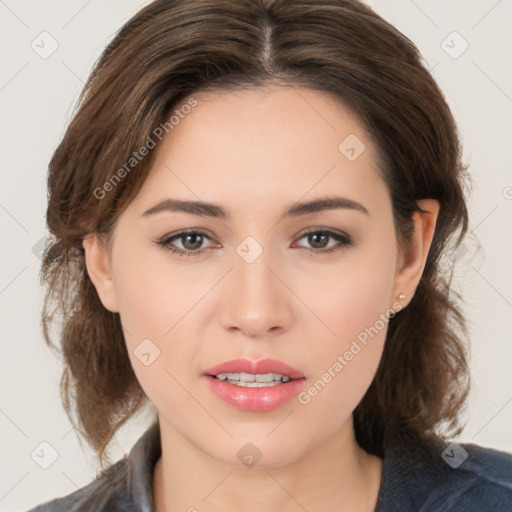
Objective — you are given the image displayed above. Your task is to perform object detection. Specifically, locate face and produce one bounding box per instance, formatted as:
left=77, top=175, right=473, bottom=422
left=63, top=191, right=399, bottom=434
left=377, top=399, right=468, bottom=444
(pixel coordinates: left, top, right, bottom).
left=85, top=85, right=426, bottom=468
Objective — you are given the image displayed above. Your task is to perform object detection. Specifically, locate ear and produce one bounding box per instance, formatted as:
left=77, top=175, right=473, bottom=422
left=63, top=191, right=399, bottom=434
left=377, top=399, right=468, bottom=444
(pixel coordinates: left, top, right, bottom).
left=392, top=199, right=440, bottom=307
left=82, top=233, right=119, bottom=313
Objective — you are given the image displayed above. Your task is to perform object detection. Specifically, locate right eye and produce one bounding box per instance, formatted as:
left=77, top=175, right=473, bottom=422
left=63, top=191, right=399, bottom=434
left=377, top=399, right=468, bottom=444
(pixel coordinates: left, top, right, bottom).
left=156, top=230, right=216, bottom=256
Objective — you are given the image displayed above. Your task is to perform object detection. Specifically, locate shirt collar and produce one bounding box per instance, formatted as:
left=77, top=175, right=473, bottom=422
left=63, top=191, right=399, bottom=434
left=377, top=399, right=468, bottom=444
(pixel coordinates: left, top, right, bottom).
left=125, top=420, right=161, bottom=511
left=122, top=419, right=424, bottom=512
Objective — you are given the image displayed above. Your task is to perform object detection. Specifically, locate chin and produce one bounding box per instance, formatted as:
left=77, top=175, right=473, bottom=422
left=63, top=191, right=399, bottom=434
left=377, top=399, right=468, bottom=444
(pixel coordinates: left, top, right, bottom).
left=206, top=436, right=308, bottom=470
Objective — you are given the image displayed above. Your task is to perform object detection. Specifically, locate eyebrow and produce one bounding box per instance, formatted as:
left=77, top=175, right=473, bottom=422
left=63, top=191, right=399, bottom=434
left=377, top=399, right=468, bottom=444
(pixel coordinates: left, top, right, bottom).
left=142, top=196, right=369, bottom=219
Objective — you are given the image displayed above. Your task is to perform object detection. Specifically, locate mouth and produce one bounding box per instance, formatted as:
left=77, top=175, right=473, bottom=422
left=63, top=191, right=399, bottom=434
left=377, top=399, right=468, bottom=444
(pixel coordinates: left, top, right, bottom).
left=202, top=358, right=306, bottom=411
left=210, top=372, right=297, bottom=387
left=203, top=357, right=306, bottom=381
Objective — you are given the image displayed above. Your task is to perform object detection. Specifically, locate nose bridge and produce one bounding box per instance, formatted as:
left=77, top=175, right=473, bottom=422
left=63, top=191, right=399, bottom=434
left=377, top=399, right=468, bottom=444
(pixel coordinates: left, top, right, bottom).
left=220, top=236, right=293, bottom=336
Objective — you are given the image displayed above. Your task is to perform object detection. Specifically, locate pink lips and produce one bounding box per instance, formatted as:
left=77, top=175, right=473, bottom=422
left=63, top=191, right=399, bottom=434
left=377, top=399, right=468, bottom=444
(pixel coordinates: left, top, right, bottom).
left=202, top=358, right=306, bottom=412
left=203, top=358, right=305, bottom=380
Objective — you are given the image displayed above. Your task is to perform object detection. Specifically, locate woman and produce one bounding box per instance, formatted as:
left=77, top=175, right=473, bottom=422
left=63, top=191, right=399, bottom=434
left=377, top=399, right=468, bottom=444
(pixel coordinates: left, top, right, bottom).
left=28, top=0, right=512, bottom=511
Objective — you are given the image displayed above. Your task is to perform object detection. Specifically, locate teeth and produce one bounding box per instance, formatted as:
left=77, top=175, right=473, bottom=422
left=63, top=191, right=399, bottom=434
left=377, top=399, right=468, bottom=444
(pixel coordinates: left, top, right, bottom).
left=226, top=380, right=283, bottom=387
left=215, top=372, right=291, bottom=386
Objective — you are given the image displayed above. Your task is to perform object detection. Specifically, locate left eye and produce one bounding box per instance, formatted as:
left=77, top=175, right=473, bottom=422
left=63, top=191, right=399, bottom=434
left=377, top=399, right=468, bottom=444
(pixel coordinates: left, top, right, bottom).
left=156, top=229, right=352, bottom=256
left=294, top=230, right=352, bottom=252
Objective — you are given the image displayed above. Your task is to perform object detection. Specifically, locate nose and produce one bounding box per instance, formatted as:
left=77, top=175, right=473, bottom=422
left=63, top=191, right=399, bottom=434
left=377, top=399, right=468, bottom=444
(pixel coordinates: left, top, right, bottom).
left=218, top=246, right=294, bottom=339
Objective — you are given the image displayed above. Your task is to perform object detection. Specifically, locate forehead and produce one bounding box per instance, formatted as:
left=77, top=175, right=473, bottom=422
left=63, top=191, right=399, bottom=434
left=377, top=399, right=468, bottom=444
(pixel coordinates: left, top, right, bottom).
left=128, top=85, right=387, bottom=217
left=167, top=85, right=368, bottom=158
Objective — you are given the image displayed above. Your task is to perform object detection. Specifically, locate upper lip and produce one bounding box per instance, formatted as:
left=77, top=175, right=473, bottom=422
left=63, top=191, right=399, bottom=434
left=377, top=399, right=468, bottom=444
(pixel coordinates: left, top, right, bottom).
left=203, top=358, right=305, bottom=379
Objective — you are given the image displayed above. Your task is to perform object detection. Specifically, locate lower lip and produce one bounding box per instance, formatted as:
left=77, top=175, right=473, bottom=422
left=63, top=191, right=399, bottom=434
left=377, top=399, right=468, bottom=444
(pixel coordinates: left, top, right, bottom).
left=202, top=375, right=306, bottom=412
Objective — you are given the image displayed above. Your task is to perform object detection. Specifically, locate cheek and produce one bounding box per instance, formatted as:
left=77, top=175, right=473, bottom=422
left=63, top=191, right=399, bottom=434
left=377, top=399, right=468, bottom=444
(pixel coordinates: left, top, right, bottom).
left=295, top=237, right=397, bottom=412
left=302, top=239, right=397, bottom=349
left=112, top=263, right=197, bottom=411
left=111, top=246, right=213, bottom=393
left=114, top=271, right=167, bottom=339
left=112, top=243, right=209, bottom=341
left=296, top=296, right=391, bottom=435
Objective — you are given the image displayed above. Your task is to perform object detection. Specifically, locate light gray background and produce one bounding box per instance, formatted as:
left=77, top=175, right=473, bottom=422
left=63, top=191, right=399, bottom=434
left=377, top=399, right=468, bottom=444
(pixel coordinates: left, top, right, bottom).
left=1, top=1, right=511, bottom=510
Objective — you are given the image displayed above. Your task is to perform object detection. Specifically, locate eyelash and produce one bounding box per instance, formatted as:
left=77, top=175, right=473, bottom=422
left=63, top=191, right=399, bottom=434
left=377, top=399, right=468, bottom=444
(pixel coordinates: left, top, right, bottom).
left=156, top=228, right=352, bottom=257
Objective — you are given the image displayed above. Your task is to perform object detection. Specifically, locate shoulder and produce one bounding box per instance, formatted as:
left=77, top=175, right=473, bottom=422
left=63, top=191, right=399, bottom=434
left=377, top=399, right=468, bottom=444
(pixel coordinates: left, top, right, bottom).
left=377, top=441, right=512, bottom=512
left=24, top=421, right=161, bottom=512
left=443, top=443, right=512, bottom=509
left=24, top=459, right=133, bottom=512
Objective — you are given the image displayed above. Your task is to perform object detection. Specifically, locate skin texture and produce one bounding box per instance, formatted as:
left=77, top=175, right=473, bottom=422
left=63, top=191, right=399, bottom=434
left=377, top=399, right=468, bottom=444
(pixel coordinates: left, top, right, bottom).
left=83, top=85, right=439, bottom=512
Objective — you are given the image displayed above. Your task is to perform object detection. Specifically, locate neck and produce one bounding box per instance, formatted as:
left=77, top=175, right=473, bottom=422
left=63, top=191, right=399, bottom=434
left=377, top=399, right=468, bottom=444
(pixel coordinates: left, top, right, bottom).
left=153, top=417, right=382, bottom=512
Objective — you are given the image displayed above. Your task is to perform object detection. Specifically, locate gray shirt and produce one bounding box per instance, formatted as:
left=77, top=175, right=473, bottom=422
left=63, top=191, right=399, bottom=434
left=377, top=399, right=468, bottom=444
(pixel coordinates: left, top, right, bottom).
left=26, top=421, right=512, bottom=511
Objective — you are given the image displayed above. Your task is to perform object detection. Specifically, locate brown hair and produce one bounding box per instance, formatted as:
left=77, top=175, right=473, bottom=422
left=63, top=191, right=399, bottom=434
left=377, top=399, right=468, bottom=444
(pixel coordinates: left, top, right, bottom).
left=41, top=0, right=470, bottom=468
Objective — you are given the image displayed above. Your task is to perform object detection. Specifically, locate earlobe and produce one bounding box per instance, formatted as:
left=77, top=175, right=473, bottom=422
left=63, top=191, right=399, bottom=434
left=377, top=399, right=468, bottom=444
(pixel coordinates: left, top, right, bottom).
left=82, top=233, right=119, bottom=313
left=392, top=199, right=440, bottom=306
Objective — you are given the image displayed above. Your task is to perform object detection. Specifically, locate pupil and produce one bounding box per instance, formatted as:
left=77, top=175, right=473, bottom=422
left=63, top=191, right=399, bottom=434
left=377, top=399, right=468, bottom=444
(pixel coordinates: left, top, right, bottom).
left=310, top=233, right=328, bottom=249
left=183, top=234, right=202, bottom=250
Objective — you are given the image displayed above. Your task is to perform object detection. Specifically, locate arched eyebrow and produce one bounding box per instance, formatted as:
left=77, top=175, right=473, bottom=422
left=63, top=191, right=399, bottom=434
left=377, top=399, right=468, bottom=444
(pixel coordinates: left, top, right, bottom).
left=142, top=196, right=369, bottom=219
